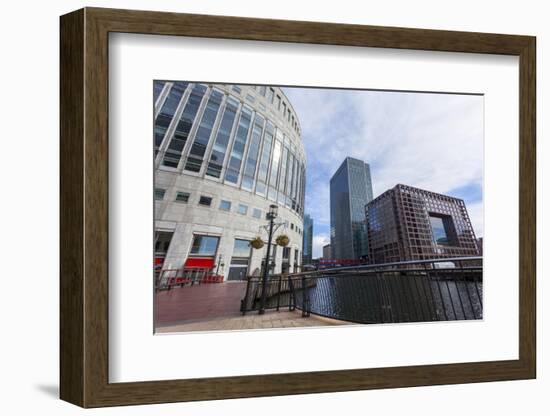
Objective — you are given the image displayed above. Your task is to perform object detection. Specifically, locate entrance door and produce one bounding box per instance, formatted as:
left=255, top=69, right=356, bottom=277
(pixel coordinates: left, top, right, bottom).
left=227, top=266, right=248, bottom=281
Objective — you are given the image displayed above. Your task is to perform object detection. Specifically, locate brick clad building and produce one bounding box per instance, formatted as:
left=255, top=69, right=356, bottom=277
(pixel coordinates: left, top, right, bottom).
left=366, top=184, right=480, bottom=264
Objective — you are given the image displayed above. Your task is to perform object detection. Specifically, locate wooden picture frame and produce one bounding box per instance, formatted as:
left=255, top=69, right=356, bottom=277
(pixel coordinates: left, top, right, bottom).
left=60, top=7, right=536, bottom=408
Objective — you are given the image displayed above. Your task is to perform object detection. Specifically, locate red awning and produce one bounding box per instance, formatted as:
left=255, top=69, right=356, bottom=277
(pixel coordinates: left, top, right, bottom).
left=184, top=257, right=215, bottom=269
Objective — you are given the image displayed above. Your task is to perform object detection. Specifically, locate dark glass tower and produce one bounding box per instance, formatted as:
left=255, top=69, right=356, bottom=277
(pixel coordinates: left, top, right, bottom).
left=302, top=214, right=313, bottom=264
left=330, top=157, right=373, bottom=260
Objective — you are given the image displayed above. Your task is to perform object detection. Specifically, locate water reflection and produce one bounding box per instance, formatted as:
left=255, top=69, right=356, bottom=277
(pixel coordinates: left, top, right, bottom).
left=298, top=274, right=483, bottom=324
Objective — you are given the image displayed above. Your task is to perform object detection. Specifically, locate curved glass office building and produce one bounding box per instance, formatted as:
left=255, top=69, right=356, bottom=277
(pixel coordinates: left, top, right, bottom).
left=153, top=82, right=306, bottom=281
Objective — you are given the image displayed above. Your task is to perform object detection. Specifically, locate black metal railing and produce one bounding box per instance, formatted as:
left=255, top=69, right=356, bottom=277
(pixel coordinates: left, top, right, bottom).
left=240, top=257, right=482, bottom=324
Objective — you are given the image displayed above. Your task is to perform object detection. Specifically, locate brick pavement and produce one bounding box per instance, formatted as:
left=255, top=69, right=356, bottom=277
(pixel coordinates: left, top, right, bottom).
left=155, top=281, right=347, bottom=333
left=155, top=282, right=247, bottom=325
left=156, top=309, right=346, bottom=333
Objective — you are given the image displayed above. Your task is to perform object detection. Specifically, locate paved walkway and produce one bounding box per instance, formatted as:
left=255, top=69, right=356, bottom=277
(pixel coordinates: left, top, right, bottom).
left=156, top=309, right=346, bottom=333
left=155, top=282, right=247, bottom=325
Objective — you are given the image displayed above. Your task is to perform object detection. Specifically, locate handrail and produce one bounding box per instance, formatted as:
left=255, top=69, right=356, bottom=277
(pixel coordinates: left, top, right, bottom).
left=318, top=256, right=482, bottom=273
left=240, top=257, right=483, bottom=323
left=242, top=256, right=482, bottom=282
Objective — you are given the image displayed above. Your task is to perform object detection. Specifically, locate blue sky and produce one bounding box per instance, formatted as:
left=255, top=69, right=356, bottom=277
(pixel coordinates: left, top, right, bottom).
left=283, top=87, right=484, bottom=258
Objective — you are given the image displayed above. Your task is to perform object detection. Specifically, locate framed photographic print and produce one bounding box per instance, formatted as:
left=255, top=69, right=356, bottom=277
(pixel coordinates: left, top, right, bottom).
left=60, top=7, right=536, bottom=408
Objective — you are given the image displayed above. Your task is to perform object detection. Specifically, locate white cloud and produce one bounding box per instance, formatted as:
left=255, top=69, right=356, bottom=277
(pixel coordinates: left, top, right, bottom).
left=285, top=87, right=484, bottom=238
left=465, top=200, right=484, bottom=239
left=312, top=233, right=330, bottom=259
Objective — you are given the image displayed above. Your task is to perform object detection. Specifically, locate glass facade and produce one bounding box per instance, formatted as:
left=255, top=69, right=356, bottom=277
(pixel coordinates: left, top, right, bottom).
left=206, top=97, right=239, bottom=178
left=190, top=235, right=219, bottom=256
left=255, top=121, right=274, bottom=197
left=153, top=81, right=165, bottom=103
left=184, top=90, right=224, bottom=172
left=302, top=214, right=313, bottom=264
left=161, top=83, right=205, bottom=167
left=268, top=133, right=283, bottom=200
left=232, top=239, right=251, bottom=258
left=224, top=106, right=253, bottom=184
left=241, top=114, right=265, bottom=191
left=429, top=215, right=452, bottom=245
left=154, top=82, right=305, bottom=218
left=330, top=157, right=373, bottom=260
left=154, top=81, right=188, bottom=156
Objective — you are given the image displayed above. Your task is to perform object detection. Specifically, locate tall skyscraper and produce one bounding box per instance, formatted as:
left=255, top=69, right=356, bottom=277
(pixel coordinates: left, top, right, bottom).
left=330, top=157, right=373, bottom=260
left=302, top=214, right=313, bottom=264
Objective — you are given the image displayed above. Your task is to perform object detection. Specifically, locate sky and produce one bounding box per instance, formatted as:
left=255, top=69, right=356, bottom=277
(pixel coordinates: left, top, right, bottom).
left=283, top=87, right=484, bottom=259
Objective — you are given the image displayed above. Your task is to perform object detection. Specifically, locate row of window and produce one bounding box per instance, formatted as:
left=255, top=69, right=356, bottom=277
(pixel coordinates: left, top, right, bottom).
left=189, top=234, right=301, bottom=266
left=154, top=82, right=306, bottom=216
left=155, top=188, right=263, bottom=219
left=231, top=84, right=301, bottom=136
left=155, top=187, right=305, bottom=236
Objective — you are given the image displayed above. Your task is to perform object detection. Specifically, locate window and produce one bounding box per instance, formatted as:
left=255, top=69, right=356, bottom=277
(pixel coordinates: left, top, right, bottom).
left=238, top=204, right=248, bottom=215
left=429, top=213, right=455, bottom=245
left=155, top=231, right=173, bottom=254
left=161, top=83, right=205, bottom=167
left=232, top=85, right=242, bottom=94
left=267, top=88, right=275, bottom=103
left=268, top=135, right=282, bottom=200
left=184, top=90, right=224, bottom=172
left=276, top=95, right=281, bottom=110
left=154, top=81, right=188, bottom=155
left=219, top=200, right=231, bottom=211
left=259, top=86, right=266, bottom=96
left=241, top=114, right=265, bottom=191
left=233, top=239, right=251, bottom=258
left=285, top=152, right=294, bottom=207
left=153, top=81, right=165, bottom=103
left=255, top=121, right=274, bottom=197
left=154, top=188, right=166, bottom=200
left=252, top=208, right=262, bottom=219
left=206, top=96, right=239, bottom=178
left=282, top=102, right=287, bottom=114
left=245, top=94, right=255, bottom=104
left=175, top=191, right=189, bottom=203
left=190, top=235, right=219, bottom=256
left=283, top=247, right=291, bottom=260
left=291, top=223, right=294, bottom=230
left=199, top=196, right=212, bottom=206
left=277, top=144, right=289, bottom=204
left=224, top=106, right=253, bottom=183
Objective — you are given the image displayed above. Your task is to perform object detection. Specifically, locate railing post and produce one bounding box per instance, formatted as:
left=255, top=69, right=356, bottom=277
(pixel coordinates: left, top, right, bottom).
left=301, top=275, right=310, bottom=317
left=276, top=274, right=283, bottom=311
left=288, top=276, right=295, bottom=311
left=241, top=276, right=251, bottom=315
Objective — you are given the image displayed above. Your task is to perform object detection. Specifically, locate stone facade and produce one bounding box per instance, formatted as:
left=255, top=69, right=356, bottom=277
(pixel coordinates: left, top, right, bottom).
left=154, top=83, right=305, bottom=280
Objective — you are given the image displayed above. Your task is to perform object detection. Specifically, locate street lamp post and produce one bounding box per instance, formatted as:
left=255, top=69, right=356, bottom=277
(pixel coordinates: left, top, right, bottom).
left=259, top=204, right=278, bottom=314
left=215, top=254, right=224, bottom=275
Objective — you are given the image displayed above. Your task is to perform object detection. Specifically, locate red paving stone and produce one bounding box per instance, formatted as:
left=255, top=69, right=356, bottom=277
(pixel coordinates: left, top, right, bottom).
left=155, top=282, right=247, bottom=326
